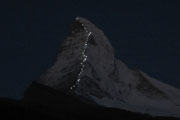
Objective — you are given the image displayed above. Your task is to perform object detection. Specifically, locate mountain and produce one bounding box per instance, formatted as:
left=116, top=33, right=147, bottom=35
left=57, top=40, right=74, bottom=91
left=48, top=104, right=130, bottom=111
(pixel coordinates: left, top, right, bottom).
left=23, top=17, right=180, bottom=119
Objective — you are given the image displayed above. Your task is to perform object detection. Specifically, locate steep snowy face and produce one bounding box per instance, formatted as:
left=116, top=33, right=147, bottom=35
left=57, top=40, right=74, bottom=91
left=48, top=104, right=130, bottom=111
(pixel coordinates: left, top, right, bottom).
left=37, top=17, right=117, bottom=93
left=37, top=17, right=180, bottom=118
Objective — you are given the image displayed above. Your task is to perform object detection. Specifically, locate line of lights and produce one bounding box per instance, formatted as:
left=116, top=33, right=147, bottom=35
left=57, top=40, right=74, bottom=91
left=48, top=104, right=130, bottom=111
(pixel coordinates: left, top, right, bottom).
left=70, top=18, right=92, bottom=90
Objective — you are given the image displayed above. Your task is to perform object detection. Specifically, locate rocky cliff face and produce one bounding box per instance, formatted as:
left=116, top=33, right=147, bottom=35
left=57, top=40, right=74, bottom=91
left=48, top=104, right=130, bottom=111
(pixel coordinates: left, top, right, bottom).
left=32, top=17, right=180, bottom=118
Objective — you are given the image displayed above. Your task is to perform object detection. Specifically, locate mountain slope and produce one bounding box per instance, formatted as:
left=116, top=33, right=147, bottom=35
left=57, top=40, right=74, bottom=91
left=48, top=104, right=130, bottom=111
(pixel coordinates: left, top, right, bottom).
left=22, top=82, right=180, bottom=120
left=25, top=17, right=180, bottom=118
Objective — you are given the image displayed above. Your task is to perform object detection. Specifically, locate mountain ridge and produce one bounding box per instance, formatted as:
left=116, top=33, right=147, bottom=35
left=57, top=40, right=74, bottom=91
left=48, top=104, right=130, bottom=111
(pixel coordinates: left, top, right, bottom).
left=24, top=17, right=180, bottom=118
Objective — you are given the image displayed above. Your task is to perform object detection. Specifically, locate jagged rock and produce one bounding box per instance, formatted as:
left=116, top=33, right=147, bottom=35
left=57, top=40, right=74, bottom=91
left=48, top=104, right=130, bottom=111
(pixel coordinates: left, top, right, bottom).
left=26, top=17, right=180, bottom=118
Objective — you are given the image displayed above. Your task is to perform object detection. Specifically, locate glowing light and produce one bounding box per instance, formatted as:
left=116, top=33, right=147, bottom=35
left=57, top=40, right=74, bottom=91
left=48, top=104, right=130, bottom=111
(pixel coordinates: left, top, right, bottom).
left=69, top=24, right=92, bottom=90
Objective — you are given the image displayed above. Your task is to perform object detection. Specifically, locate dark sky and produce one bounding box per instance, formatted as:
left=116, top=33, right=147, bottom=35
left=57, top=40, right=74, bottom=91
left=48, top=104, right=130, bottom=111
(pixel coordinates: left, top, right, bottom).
left=0, top=0, right=180, bottom=99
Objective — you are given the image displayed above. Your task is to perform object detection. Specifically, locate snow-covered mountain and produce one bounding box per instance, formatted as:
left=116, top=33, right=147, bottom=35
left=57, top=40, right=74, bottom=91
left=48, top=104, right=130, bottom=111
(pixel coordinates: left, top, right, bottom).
left=36, top=17, right=180, bottom=118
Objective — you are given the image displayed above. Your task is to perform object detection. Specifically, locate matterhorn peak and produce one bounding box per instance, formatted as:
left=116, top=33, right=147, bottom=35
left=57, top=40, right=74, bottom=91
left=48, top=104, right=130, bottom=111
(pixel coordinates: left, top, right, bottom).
left=38, top=17, right=116, bottom=91
left=35, top=17, right=180, bottom=118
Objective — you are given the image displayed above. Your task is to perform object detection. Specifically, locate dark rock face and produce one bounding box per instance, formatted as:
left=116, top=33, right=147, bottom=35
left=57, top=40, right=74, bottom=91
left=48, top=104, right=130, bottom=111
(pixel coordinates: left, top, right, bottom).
left=70, top=19, right=85, bottom=34
left=133, top=70, right=168, bottom=99
left=108, top=61, right=120, bottom=83
left=88, top=35, right=97, bottom=46
left=24, top=17, right=180, bottom=118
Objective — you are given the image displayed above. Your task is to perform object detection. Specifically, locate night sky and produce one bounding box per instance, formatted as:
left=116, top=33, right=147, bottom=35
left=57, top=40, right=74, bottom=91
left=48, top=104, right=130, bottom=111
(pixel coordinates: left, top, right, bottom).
left=0, top=0, right=180, bottom=99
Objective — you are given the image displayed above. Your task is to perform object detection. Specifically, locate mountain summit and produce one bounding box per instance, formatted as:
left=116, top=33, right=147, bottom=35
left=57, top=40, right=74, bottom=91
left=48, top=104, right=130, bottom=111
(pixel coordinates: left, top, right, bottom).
left=25, top=17, right=180, bottom=118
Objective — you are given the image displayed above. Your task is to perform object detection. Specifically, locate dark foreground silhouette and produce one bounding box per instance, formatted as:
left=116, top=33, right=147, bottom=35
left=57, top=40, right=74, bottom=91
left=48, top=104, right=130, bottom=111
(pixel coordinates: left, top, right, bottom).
left=0, top=82, right=179, bottom=120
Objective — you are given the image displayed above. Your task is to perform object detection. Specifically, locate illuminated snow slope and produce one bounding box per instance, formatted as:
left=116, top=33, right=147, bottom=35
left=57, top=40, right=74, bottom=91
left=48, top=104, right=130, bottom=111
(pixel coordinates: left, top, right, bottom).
left=37, top=17, right=180, bottom=118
